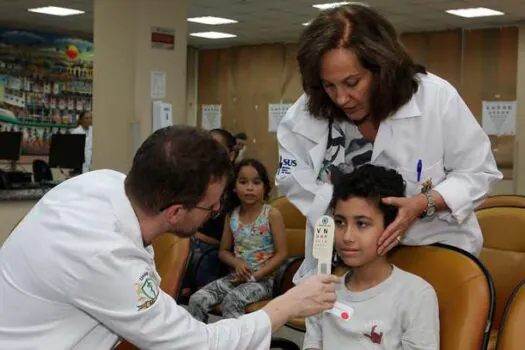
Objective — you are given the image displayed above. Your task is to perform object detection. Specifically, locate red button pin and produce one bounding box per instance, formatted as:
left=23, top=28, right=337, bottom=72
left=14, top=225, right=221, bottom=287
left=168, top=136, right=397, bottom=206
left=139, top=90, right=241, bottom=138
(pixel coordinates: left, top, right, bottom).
left=328, top=302, right=354, bottom=320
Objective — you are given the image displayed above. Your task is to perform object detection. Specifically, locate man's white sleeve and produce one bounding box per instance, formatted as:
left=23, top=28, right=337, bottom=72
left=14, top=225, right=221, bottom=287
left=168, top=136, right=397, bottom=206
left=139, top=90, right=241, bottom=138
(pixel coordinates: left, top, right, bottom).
left=70, top=248, right=272, bottom=350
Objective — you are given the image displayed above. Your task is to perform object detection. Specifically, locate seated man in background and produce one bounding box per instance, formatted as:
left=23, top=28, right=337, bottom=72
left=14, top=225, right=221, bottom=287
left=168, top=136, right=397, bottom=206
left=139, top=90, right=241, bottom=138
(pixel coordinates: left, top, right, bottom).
left=71, top=111, right=93, bottom=174
left=234, top=132, right=248, bottom=164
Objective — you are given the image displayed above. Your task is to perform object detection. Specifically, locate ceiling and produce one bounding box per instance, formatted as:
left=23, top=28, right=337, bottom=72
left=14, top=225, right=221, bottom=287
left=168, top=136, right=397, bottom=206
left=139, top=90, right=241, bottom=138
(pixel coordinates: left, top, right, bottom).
left=0, top=0, right=524, bottom=49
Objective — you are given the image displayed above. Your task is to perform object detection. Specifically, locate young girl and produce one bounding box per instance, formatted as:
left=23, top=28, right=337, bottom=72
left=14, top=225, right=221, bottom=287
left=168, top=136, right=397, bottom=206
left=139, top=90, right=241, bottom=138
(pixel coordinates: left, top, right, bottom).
left=304, top=164, right=439, bottom=350
left=188, top=159, right=288, bottom=322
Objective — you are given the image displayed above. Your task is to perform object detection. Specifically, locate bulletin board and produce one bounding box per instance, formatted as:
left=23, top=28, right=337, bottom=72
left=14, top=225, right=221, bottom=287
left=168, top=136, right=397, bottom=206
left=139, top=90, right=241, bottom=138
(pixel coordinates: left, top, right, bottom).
left=0, top=28, right=93, bottom=156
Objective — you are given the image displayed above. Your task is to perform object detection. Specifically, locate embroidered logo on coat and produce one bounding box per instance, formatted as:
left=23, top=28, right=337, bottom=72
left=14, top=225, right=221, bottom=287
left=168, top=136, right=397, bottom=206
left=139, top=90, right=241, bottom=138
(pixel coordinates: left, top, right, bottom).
left=277, top=156, right=297, bottom=176
left=136, top=271, right=160, bottom=311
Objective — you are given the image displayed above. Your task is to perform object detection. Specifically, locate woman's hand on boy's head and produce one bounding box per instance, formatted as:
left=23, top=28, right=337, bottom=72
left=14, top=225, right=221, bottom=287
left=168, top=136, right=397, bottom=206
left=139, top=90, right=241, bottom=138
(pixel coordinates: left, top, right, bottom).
left=377, top=194, right=428, bottom=256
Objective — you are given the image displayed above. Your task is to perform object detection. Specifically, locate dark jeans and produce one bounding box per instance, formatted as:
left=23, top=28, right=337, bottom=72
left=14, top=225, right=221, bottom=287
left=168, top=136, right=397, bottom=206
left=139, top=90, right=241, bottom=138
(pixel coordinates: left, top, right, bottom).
left=191, top=239, right=221, bottom=289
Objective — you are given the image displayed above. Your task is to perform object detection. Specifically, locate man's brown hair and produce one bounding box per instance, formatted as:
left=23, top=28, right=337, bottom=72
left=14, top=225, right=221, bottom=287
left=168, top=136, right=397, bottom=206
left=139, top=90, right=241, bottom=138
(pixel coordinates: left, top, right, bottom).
left=125, top=126, right=232, bottom=214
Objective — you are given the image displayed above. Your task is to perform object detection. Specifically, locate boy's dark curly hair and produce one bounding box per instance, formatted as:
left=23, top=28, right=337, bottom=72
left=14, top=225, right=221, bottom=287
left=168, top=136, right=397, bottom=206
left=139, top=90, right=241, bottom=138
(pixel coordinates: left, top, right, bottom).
left=329, top=164, right=406, bottom=227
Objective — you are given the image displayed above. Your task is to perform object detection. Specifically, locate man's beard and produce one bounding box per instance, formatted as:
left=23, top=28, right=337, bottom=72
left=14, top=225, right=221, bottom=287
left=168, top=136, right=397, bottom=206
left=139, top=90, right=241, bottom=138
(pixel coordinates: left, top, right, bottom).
left=167, top=223, right=199, bottom=238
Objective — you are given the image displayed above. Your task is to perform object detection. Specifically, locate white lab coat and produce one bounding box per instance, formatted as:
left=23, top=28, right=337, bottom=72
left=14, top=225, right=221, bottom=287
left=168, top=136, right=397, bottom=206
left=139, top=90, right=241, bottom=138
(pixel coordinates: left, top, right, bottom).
left=0, top=170, right=271, bottom=350
left=71, top=125, right=92, bottom=173
left=276, top=73, right=502, bottom=284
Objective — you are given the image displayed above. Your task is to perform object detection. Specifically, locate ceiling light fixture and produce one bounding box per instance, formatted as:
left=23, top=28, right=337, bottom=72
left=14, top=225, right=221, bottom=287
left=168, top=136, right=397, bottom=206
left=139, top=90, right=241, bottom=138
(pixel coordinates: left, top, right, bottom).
left=445, top=7, right=504, bottom=18
left=187, top=16, right=238, bottom=25
left=189, top=32, right=237, bottom=39
left=28, top=6, right=85, bottom=16
left=313, top=2, right=350, bottom=10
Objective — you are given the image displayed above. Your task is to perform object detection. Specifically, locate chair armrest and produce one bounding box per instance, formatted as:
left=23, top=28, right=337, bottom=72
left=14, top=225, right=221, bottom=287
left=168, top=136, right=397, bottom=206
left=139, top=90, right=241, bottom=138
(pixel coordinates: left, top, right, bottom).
left=174, top=242, right=193, bottom=298
left=272, top=255, right=305, bottom=298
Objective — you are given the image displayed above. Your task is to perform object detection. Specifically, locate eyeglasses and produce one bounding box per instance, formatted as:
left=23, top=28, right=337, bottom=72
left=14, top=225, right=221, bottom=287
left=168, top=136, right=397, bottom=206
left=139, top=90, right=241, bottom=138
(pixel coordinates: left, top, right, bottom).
left=160, top=199, right=222, bottom=219
left=193, top=204, right=221, bottom=219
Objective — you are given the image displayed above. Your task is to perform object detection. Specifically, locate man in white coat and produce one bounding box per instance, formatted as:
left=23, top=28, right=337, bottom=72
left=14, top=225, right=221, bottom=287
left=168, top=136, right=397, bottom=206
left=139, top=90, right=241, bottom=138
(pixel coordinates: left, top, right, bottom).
left=71, top=111, right=92, bottom=174
left=0, top=126, right=338, bottom=349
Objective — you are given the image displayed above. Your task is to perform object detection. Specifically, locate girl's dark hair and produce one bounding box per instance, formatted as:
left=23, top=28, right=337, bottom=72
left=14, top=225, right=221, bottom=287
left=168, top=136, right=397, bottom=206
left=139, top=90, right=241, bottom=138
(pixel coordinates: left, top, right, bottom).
left=297, top=4, right=426, bottom=124
left=225, top=158, right=272, bottom=213
left=210, top=128, right=236, bottom=152
left=329, top=164, right=406, bottom=228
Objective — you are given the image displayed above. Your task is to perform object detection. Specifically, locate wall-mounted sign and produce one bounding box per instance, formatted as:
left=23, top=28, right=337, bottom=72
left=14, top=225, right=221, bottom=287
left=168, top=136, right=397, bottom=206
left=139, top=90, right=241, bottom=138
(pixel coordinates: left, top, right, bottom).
left=151, top=27, right=175, bottom=50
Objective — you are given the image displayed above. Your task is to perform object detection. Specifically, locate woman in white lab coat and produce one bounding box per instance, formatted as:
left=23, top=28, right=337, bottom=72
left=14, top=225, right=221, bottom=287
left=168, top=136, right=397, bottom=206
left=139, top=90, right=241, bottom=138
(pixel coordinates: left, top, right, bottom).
left=275, top=4, right=502, bottom=283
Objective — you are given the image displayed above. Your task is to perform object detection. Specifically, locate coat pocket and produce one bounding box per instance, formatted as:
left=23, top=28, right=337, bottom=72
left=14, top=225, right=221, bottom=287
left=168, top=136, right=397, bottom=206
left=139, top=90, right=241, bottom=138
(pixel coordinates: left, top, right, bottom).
left=397, top=160, right=446, bottom=197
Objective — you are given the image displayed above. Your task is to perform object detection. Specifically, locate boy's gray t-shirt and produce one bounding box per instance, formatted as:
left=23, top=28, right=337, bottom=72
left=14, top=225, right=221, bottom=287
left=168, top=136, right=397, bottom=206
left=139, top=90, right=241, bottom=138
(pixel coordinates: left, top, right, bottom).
left=303, top=266, right=440, bottom=350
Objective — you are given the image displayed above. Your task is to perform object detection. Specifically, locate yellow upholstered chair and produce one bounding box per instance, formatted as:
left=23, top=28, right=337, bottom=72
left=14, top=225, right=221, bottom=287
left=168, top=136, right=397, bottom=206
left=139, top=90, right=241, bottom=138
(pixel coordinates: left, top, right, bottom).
left=478, top=195, right=525, bottom=210
left=476, top=206, right=525, bottom=349
left=495, top=279, right=525, bottom=350
left=116, top=234, right=191, bottom=349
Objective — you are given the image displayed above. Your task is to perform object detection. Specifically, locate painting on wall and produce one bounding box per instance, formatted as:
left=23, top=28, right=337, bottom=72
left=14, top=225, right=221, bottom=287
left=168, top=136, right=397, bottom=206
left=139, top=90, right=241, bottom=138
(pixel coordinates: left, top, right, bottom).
left=0, top=28, right=93, bottom=156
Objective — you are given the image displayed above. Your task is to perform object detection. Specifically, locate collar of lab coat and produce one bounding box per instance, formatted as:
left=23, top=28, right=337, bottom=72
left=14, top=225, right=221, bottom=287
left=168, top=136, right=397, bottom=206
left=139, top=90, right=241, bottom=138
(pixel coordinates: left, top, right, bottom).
left=389, top=94, right=422, bottom=120
left=290, top=96, right=329, bottom=144
left=108, top=179, right=153, bottom=253
left=291, top=101, right=330, bottom=176
left=371, top=96, right=422, bottom=163
left=372, top=95, right=422, bottom=161
left=291, top=93, right=423, bottom=166
left=291, top=92, right=422, bottom=140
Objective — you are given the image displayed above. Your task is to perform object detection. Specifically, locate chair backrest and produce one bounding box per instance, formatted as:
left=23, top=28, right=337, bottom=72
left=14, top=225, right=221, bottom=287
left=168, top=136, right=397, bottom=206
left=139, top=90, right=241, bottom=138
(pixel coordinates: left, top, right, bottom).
left=478, top=195, right=525, bottom=210
left=284, top=228, right=305, bottom=257
left=152, top=234, right=191, bottom=297
left=271, top=196, right=306, bottom=258
left=389, top=244, right=495, bottom=350
left=274, top=256, right=304, bottom=296
left=477, top=206, right=525, bottom=330
left=115, top=234, right=191, bottom=350
left=496, top=279, right=525, bottom=350
left=271, top=196, right=306, bottom=229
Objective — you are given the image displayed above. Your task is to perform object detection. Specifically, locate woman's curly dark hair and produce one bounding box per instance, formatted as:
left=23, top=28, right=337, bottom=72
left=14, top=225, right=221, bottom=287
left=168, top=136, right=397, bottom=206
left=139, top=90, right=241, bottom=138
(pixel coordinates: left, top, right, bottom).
left=329, top=164, right=406, bottom=227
